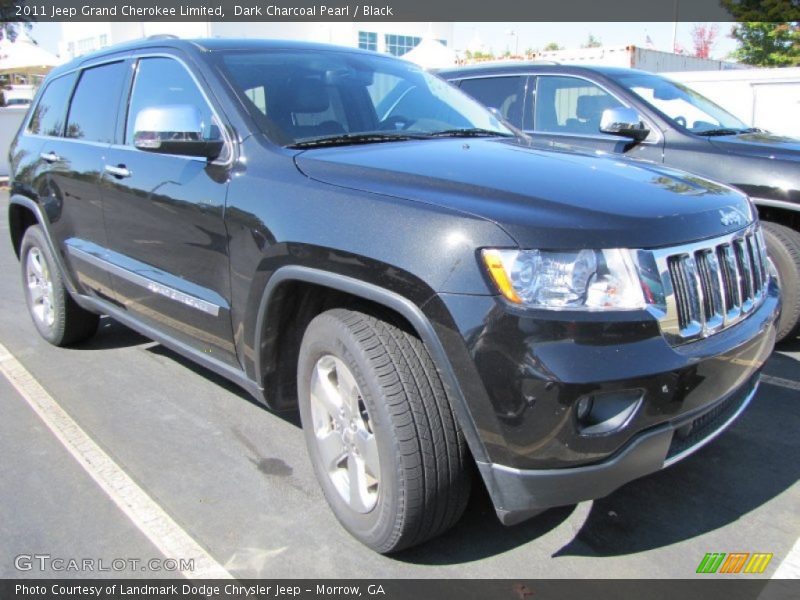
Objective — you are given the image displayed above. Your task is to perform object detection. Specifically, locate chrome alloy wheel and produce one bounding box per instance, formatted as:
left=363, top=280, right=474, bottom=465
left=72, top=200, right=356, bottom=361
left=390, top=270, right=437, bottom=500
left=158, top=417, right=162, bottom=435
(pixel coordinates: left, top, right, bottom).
left=309, top=354, right=380, bottom=513
left=26, top=247, right=55, bottom=328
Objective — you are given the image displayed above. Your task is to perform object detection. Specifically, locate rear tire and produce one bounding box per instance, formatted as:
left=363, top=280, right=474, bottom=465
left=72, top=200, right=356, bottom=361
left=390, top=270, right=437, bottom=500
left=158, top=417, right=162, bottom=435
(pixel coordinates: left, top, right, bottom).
left=297, top=308, right=471, bottom=553
left=762, top=221, right=800, bottom=342
left=20, top=226, right=99, bottom=346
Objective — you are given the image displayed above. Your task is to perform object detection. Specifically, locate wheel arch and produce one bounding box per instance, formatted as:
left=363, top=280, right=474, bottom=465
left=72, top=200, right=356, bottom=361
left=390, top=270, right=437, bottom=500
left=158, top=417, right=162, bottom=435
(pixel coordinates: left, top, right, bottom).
left=753, top=199, right=800, bottom=233
left=253, top=265, right=490, bottom=464
left=7, top=195, right=80, bottom=294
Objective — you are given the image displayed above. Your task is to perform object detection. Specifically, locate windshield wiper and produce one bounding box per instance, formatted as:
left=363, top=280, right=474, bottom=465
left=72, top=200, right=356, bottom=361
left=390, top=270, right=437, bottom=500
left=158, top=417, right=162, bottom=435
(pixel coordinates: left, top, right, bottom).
left=425, top=128, right=514, bottom=138
left=289, top=132, right=425, bottom=148
left=695, top=128, right=746, bottom=137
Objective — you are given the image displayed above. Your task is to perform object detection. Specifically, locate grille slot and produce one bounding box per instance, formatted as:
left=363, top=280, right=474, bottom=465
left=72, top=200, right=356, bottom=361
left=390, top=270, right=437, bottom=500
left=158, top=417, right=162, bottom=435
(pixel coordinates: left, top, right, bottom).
left=655, top=226, right=769, bottom=343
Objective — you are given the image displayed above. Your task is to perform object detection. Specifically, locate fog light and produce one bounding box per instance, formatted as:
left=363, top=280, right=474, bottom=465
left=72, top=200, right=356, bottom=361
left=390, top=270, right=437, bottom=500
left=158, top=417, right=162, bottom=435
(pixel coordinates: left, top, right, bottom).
left=575, top=389, right=643, bottom=436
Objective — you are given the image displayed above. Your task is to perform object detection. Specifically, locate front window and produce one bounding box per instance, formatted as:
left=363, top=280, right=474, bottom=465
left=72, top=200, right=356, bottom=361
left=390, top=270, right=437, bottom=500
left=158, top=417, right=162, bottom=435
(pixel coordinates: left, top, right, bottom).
left=534, top=75, right=625, bottom=135
left=215, top=50, right=513, bottom=147
left=613, top=72, right=748, bottom=134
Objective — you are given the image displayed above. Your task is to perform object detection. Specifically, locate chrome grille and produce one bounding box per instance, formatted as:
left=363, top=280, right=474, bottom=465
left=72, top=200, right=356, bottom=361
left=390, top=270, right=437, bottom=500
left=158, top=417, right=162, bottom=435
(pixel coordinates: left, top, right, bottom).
left=648, top=225, right=769, bottom=343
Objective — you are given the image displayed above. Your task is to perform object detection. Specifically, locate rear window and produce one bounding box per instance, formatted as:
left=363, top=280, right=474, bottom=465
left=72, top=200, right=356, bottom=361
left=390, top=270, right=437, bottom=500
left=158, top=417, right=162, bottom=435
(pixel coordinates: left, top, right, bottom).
left=27, top=73, right=76, bottom=136
left=65, top=61, right=128, bottom=143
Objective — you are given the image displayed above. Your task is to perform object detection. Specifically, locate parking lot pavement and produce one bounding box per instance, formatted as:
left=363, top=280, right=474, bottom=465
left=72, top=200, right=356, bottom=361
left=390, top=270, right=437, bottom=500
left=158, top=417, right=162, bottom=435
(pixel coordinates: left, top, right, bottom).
left=1, top=189, right=798, bottom=579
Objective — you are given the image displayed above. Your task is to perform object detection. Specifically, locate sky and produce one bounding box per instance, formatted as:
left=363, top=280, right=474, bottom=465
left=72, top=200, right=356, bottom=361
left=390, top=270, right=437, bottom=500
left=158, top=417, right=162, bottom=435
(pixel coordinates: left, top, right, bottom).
left=453, top=22, right=739, bottom=59
left=27, top=21, right=740, bottom=61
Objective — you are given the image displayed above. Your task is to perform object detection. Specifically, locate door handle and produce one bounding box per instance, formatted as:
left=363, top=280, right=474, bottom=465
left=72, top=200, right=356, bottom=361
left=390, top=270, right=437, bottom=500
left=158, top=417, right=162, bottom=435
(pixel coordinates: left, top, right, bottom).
left=40, top=152, right=61, bottom=163
left=104, top=164, right=131, bottom=179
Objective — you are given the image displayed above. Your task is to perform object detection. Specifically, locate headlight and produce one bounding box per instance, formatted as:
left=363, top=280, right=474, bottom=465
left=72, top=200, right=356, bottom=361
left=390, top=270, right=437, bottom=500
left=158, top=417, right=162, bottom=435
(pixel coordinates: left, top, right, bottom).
left=482, top=248, right=645, bottom=310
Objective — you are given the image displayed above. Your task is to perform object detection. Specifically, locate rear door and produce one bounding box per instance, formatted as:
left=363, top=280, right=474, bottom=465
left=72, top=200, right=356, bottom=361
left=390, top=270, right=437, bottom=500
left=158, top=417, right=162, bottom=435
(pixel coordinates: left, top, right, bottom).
left=100, top=53, right=238, bottom=366
left=34, top=60, right=129, bottom=300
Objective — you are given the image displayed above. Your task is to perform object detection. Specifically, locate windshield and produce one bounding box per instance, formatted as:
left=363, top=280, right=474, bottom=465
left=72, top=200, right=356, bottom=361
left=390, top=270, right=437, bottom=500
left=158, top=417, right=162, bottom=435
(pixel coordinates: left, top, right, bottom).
left=613, top=72, right=748, bottom=134
left=215, top=49, right=512, bottom=146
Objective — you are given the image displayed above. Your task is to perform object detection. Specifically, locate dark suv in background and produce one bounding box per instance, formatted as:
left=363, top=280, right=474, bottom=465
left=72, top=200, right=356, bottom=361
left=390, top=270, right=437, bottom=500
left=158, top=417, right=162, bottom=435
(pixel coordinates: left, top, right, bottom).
left=439, top=63, right=800, bottom=342
left=8, top=39, right=779, bottom=552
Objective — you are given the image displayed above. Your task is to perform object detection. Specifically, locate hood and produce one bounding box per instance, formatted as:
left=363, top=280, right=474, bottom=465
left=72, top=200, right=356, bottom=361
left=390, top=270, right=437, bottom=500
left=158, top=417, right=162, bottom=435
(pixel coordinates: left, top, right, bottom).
left=295, top=138, right=755, bottom=249
left=708, top=132, right=800, bottom=161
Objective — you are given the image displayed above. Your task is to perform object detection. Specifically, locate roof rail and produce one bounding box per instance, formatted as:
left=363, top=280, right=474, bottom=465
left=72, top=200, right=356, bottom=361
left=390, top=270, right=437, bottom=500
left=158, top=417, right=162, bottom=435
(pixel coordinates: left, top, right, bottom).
left=146, top=34, right=179, bottom=40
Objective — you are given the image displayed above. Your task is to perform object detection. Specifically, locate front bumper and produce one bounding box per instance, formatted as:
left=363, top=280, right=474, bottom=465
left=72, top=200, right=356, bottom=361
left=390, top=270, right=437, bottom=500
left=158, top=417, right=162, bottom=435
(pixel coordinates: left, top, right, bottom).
left=427, top=274, right=779, bottom=524
left=480, top=374, right=758, bottom=525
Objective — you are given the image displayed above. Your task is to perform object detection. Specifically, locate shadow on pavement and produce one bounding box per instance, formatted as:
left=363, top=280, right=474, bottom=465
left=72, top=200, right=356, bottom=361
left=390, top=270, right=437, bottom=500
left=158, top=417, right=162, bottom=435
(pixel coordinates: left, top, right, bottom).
left=396, top=479, right=576, bottom=564
left=70, top=317, right=150, bottom=351
left=554, top=357, right=800, bottom=558
left=144, top=342, right=303, bottom=428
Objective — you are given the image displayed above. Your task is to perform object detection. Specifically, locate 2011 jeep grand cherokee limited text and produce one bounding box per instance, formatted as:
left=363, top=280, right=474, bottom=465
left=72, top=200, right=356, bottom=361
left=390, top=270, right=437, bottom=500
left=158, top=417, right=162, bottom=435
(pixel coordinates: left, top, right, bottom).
left=8, top=39, right=780, bottom=553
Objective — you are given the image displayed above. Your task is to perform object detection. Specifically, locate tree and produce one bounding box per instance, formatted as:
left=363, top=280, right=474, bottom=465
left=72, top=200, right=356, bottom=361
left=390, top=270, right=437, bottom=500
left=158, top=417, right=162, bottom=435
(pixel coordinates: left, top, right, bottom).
left=464, top=49, right=495, bottom=62
left=581, top=34, right=602, bottom=48
left=1, top=0, right=34, bottom=41
left=1, top=21, right=32, bottom=42
left=729, top=22, right=800, bottom=66
left=543, top=42, right=563, bottom=51
left=691, top=23, right=719, bottom=58
left=721, top=0, right=800, bottom=21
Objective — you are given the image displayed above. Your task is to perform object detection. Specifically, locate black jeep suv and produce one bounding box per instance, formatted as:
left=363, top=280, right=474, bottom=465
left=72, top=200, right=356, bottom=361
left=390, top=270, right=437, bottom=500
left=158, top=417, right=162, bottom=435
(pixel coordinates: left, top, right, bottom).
left=438, top=63, right=800, bottom=342
left=8, top=39, right=779, bottom=553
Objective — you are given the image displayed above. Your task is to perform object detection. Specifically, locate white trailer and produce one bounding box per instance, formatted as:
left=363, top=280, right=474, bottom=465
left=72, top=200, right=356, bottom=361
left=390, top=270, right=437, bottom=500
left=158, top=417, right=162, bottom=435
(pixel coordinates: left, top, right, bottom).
left=534, top=45, right=744, bottom=73
left=663, top=68, right=800, bottom=138
left=0, top=106, right=27, bottom=178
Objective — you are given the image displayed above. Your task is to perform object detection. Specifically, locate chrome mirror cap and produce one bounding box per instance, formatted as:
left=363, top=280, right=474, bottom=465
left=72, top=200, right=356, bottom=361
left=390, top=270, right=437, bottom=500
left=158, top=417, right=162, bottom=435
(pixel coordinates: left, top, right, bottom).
left=600, top=107, right=650, bottom=142
left=132, top=105, right=222, bottom=159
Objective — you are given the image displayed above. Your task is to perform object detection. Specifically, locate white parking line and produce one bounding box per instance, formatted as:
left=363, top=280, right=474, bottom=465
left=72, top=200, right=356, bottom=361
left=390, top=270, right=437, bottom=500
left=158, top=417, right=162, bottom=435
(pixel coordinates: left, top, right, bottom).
left=760, top=374, right=800, bottom=392
left=772, top=535, right=800, bottom=579
left=0, top=342, right=233, bottom=580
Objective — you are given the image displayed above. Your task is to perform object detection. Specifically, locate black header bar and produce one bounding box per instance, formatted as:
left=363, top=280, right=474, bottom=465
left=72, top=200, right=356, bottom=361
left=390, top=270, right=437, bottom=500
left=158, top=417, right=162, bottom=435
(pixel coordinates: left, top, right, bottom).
left=2, top=0, right=800, bottom=23
left=1, top=579, right=798, bottom=600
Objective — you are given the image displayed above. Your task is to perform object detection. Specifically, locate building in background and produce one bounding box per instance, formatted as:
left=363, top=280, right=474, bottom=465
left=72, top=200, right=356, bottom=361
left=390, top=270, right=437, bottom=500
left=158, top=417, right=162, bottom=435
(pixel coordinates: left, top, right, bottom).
left=56, top=22, right=454, bottom=60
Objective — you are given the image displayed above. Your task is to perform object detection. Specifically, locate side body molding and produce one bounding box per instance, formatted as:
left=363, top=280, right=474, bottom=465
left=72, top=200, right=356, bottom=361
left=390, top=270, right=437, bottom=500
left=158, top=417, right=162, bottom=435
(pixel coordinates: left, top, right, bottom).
left=254, top=265, right=490, bottom=464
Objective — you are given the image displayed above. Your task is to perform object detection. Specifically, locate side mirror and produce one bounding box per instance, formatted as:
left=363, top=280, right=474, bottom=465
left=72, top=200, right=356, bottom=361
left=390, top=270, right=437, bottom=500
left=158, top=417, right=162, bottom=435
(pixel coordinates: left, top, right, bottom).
left=599, top=107, right=650, bottom=142
left=133, top=105, right=224, bottom=159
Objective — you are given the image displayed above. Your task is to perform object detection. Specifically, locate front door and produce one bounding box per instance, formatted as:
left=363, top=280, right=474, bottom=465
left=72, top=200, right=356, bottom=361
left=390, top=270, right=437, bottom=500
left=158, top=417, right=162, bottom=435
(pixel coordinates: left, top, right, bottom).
left=100, top=54, right=237, bottom=366
left=527, top=74, right=664, bottom=162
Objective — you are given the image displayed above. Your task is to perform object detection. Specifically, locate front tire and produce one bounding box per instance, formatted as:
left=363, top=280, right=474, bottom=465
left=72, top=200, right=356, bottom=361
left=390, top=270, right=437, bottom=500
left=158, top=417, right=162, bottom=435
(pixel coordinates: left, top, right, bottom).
left=20, top=226, right=99, bottom=346
left=297, top=309, right=471, bottom=553
left=762, top=221, right=800, bottom=342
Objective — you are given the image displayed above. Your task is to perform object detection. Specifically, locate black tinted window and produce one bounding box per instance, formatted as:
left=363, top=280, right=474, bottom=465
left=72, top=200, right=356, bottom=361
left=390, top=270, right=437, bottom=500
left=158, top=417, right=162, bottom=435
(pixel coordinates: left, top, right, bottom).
left=216, top=50, right=510, bottom=145
left=66, top=61, right=127, bottom=142
left=126, top=57, right=219, bottom=145
left=458, top=76, right=525, bottom=127
left=28, top=73, right=76, bottom=136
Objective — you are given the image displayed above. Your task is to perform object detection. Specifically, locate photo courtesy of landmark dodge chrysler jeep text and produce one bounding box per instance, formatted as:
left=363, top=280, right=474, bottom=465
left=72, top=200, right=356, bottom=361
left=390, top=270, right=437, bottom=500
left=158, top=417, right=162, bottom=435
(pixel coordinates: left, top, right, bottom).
left=7, top=39, right=780, bottom=553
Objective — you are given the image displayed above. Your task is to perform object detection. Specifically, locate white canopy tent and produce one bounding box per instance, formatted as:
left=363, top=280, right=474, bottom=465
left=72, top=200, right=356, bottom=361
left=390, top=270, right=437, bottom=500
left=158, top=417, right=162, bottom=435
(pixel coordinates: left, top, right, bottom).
left=0, top=32, right=61, bottom=80
left=401, top=38, right=457, bottom=70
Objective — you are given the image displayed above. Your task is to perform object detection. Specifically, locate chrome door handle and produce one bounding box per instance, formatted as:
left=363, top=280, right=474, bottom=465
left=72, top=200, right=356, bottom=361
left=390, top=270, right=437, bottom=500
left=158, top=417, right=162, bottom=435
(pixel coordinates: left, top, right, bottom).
left=40, top=152, right=61, bottom=163
left=104, top=164, right=131, bottom=178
